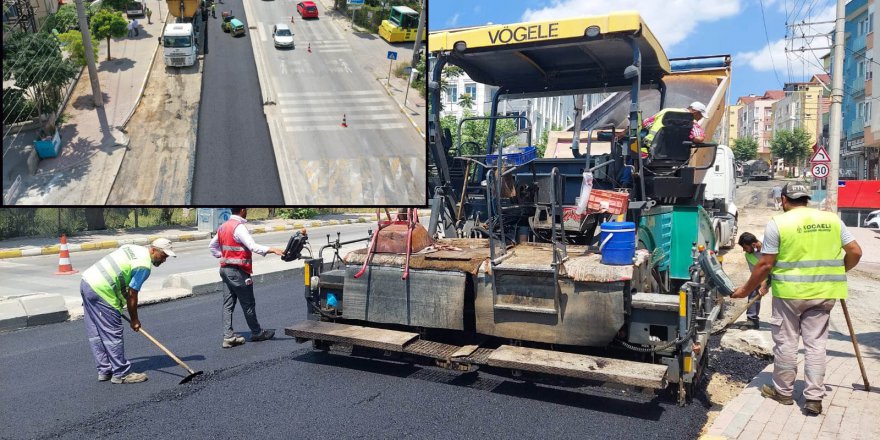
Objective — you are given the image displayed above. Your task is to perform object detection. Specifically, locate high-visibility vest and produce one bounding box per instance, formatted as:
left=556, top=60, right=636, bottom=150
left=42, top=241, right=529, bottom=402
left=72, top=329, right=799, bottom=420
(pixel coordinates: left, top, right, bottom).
left=745, top=252, right=759, bottom=267
left=218, top=218, right=253, bottom=274
left=635, top=108, right=690, bottom=155
left=770, top=208, right=847, bottom=299
left=82, top=245, right=152, bottom=311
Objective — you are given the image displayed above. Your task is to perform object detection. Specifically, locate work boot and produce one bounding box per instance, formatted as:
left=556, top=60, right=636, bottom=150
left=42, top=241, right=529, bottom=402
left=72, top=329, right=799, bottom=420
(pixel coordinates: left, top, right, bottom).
left=749, top=318, right=760, bottom=329
left=98, top=373, right=111, bottom=382
left=760, top=384, right=793, bottom=405
left=111, top=372, right=148, bottom=384
left=805, top=399, right=823, bottom=415
left=222, top=335, right=245, bottom=348
left=251, top=329, right=275, bottom=342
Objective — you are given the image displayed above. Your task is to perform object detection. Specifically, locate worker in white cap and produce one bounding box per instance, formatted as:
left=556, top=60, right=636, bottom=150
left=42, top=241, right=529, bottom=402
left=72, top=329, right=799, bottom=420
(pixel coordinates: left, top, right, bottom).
left=79, top=238, right=177, bottom=384
left=637, top=102, right=707, bottom=157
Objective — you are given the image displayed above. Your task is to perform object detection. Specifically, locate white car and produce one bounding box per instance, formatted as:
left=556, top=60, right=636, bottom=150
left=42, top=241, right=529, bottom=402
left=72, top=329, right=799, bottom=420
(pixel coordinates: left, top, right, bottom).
left=273, top=24, right=294, bottom=48
left=864, top=209, right=880, bottom=229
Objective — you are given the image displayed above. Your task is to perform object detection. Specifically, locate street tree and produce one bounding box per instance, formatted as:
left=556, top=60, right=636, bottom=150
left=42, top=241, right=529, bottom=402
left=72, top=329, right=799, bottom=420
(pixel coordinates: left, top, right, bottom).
left=101, top=0, right=132, bottom=12
left=43, top=4, right=79, bottom=33
left=458, top=93, right=475, bottom=111
left=440, top=110, right=518, bottom=156
left=57, top=30, right=100, bottom=67
left=90, top=9, right=129, bottom=61
left=3, top=31, right=79, bottom=127
left=731, top=136, right=759, bottom=162
left=770, top=127, right=813, bottom=175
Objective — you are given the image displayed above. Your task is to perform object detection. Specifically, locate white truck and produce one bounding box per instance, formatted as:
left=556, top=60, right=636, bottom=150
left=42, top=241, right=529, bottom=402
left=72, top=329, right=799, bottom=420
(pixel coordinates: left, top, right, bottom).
left=161, top=23, right=197, bottom=67
left=703, top=144, right=738, bottom=250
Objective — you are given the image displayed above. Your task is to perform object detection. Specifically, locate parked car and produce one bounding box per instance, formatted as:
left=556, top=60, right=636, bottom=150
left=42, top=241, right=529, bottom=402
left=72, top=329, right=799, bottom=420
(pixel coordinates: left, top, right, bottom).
left=297, top=1, right=319, bottom=18
left=865, top=209, right=880, bottom=229
left=273, top=24, right=294, bottom=48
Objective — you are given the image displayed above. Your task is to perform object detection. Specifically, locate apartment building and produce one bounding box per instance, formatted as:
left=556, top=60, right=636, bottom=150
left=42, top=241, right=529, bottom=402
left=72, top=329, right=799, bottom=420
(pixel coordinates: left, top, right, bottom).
left=725, top=103, right=742, bottom=146
left=841, top=0, right=880, bottom=179
left=771, top=80, right=825, bottom=148
left=735, top=91, right=784, bottom=160
left=439, top=71, right=604, bottom=147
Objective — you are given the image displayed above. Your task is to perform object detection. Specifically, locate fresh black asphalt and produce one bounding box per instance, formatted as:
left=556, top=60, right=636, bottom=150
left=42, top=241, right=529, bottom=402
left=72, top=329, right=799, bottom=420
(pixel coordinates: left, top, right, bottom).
left=192, top=0, right=284, bottom=204
left=1, top=274, right=769, bottom=439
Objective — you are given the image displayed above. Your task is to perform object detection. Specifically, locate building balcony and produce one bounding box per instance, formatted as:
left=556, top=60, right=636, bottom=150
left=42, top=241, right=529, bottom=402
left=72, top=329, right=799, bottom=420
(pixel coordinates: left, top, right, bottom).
left=852, top=78, right=866, bottom=95
left=851, top=33, right=867, bottom=53
left=849, top=118, right=866, bottom=136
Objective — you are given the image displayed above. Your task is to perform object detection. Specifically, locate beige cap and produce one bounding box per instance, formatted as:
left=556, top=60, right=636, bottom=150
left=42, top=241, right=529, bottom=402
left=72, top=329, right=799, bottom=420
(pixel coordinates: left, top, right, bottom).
left=151, top=238, right=177, bottom=257
left=688, top=101, right=708, bottom=118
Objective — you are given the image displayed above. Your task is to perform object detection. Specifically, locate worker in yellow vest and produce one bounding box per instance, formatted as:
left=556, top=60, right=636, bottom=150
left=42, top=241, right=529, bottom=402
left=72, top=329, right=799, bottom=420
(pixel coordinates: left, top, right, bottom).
left=635, top=102, right=707, bottom=157
left=736, top=232, right=769, bottom=329
left=732, top=183, right=862, bottom=415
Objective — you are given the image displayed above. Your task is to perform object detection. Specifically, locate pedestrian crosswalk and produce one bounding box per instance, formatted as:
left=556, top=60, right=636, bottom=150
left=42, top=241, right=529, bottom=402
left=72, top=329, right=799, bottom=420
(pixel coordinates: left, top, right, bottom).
left=277, top=90, right=404, bottom=132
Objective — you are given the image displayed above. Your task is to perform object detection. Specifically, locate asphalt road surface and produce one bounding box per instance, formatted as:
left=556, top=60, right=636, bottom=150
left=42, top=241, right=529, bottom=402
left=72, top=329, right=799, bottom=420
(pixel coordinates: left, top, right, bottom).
left=248, top=0, right=426, bottom=205
left=192, top=0, right=284, bottom=204
left=2, top=279, right=718, bottom=439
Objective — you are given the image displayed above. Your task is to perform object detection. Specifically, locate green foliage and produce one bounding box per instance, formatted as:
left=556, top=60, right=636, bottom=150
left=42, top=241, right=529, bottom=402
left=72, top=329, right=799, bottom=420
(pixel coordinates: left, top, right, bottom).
left=770, top=127, right=813, bottom=167
left=413, top=51, right=426, bottom=99
left=536, top=124, right=562, bottom=158
left=731, top=136, right=759, bottom=162
left=440, top=110, right=519, bottom=156
left=3, top=31, right=79, bottom=121
left=90, top=9, right=129, bottom=60
left=57, top=30, right=99, bottom=66
left=278, top=208, right=321, bottom=219
left=43, top=4, right=80, bottom=34
left=2, top=88, right=39, bottom=124
left=458, top=93, right=475, bottom=111
left=101, top=0, right=132, bottom=12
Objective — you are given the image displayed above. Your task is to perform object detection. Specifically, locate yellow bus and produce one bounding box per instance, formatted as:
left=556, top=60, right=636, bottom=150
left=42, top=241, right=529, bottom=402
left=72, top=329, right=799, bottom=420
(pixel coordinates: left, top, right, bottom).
left=378, top=5, right=425, bottom=43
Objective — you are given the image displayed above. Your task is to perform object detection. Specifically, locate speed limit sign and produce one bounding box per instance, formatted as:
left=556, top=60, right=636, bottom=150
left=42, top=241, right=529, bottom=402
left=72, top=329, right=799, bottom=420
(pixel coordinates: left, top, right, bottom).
left=811, top=163, right=829, bottom=178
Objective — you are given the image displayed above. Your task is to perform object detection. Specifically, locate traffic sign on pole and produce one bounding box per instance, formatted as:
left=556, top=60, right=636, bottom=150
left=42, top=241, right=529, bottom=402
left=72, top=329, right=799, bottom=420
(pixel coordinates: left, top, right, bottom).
left=810, top=146, right=831, bottom=164
left=811, top=163, right=830, bottom=178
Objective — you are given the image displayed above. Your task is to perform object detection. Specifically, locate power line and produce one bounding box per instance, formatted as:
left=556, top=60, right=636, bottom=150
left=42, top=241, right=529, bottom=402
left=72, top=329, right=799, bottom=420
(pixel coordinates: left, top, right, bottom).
left=759, top=0, right=784, bottom=87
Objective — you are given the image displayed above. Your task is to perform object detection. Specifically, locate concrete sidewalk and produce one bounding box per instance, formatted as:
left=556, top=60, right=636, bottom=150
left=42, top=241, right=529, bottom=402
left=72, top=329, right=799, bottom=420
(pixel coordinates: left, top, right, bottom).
left=0, top=213, right=374, bottom=259
left=317, top=0, right=426, bottom=138
left=10, top=2, right=167, bottom=205
left=705, top=227, right=880, bottom=439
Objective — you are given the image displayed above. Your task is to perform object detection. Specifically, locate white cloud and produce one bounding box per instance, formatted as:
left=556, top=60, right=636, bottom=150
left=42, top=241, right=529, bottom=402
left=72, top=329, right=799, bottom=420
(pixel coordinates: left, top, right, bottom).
left=736, top=4, right=835, bottom=79
left=521, top=0, right=742, bottom=49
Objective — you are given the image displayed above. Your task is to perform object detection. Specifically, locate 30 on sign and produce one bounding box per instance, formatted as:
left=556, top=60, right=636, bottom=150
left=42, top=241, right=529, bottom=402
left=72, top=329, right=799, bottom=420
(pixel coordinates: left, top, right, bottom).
left=812, top=163, right=829, bottom=178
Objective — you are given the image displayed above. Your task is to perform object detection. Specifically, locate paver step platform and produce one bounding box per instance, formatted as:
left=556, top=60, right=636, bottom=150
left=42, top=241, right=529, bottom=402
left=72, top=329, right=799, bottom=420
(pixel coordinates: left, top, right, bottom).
left=287, top=320, right=669, bottom=389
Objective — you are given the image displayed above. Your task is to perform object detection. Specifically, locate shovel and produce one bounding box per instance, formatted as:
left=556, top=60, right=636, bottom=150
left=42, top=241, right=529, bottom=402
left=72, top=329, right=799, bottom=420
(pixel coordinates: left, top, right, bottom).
left=712, top=291, right=765, bottom=334
left=121, top=314, right=204, bottom=384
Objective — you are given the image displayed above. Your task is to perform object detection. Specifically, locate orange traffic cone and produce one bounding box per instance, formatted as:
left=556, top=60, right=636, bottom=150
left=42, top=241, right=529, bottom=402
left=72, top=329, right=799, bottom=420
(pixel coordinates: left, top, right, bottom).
left=55, top=234, right=79, bottom=275
left=341, top=114, right=348, bottom=128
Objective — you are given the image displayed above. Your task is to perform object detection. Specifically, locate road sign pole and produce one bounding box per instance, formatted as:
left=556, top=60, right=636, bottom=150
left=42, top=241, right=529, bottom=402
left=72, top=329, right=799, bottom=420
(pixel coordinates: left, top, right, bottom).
left=388, top=59, right=393, bottom=85
left=827, top=0, right=846, bottom=213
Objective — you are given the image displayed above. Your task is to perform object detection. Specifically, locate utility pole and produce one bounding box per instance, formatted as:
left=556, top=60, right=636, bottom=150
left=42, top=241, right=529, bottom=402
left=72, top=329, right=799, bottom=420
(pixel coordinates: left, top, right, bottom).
left=827, top=0, right=845, bottom=213
left=75, top=0, right=103, bottom=107
left=411, top=0, right=425, bottom=68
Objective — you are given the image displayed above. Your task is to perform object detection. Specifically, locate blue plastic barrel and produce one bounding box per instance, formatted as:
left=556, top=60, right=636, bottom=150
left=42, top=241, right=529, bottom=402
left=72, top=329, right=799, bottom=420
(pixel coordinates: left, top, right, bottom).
left=599, top=222, right=636, bottom=265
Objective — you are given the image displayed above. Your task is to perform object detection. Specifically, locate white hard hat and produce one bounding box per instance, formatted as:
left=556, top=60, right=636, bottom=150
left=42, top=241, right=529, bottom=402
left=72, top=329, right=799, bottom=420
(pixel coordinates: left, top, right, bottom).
left=688, top=101, right=708, bottom=118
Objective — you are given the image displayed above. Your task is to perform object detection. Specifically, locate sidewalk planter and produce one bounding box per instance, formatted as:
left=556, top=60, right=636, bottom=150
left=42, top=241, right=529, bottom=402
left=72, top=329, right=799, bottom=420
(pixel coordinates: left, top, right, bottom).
left=34, top=129, right=61, bottom=159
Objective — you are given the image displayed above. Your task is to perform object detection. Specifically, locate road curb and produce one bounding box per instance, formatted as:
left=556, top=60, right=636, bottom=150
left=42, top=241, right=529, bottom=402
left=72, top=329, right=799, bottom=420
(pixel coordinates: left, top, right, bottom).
left=376, top=77, right=425, bottom=139
left=0, top=293, right=70, bottom=333
left=0, top=217, right=375, bottom=260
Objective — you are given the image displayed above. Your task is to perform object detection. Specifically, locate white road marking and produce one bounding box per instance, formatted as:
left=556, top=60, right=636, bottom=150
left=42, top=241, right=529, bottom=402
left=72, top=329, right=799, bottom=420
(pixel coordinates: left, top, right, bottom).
left=282, top=114, right=400, bottom=123
left=278, top=96, right=389, bottom=105
left=284, top=122, right=408, bottom=132
left=280, top=105, right=395, bottom=114
left=277, top=90, right=383, bottom=97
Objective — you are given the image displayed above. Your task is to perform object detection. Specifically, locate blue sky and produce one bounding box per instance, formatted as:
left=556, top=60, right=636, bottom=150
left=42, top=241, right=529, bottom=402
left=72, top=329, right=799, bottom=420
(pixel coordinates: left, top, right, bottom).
left=428, top=0, right=837, bottom=102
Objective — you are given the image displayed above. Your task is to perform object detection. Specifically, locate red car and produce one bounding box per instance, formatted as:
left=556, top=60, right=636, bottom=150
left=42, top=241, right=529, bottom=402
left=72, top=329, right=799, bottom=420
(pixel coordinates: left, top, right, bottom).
left=297, top=1, right=319, bottom=19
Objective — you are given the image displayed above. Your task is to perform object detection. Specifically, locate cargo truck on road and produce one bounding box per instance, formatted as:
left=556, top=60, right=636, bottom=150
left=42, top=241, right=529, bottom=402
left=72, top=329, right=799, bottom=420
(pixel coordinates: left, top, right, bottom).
left=160, top=0, right=203, bottom=67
